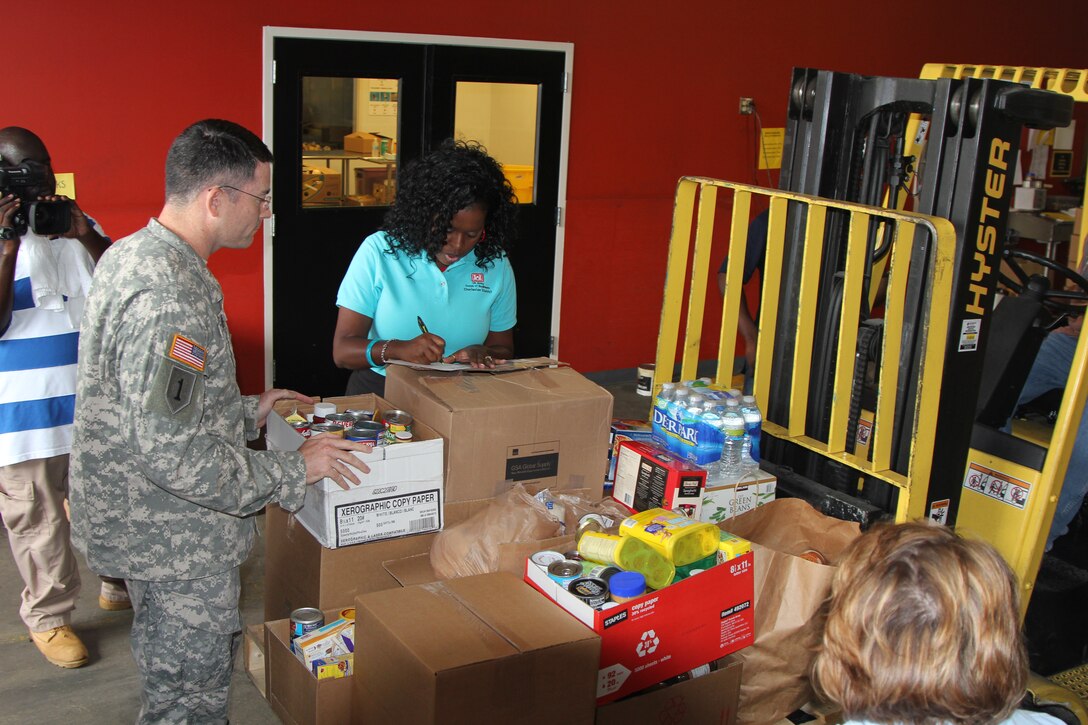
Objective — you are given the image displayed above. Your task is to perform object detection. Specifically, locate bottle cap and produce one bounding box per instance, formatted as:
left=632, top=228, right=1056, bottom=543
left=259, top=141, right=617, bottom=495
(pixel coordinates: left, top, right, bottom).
left=610, top=571, right=647, bottom=598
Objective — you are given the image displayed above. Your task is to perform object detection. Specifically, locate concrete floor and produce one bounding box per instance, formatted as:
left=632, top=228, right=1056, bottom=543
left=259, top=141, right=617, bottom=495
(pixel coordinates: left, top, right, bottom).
left=0, top=376, right=650, bottom=725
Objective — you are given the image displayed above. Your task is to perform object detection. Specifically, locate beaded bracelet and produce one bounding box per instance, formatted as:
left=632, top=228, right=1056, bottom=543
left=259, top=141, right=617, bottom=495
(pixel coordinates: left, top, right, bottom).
left=380, top=340, right=393, bottom=365
left=365, top=338, right=380, bottom=367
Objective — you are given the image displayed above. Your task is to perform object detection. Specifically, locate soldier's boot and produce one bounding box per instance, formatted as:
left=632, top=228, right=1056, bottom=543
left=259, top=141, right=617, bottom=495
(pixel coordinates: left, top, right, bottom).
left=30, top=625, right=89, bottom=668
left=99, top=579, right=132, bottom=611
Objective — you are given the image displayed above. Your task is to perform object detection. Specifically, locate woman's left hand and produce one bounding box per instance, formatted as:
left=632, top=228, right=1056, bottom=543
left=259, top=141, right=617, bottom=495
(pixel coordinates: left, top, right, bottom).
left=444, top=344, right=504, bottom=369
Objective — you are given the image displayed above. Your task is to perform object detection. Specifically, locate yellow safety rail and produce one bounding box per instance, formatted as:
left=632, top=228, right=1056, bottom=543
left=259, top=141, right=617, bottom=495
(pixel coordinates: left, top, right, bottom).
left=653, top=179, right=956, bottom=522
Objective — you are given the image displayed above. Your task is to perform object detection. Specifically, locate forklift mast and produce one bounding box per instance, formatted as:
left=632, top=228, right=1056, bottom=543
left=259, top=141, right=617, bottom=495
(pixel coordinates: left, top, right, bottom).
left=770, top=68, right=1073, bottom=525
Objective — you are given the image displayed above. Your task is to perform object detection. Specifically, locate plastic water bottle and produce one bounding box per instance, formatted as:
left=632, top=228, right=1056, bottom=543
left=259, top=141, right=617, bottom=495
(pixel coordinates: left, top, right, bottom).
left=719, top=400, right=746, bottom=477
left=700, top=402, right=726, bottom=470
left=654, top=381, right=677, bottom=409
left=668, top=386, right=691, bottom=420
left=740, top=394, right=762, bottom=468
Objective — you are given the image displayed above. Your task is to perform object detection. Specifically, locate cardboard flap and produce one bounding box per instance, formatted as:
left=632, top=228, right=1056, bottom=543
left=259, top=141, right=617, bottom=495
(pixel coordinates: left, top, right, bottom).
left=443, top=573, right=596, bottom=652
left=357, top=579, right=516, bottom=671
left=384, top=553, right=437, bottom=587
left=417, top=366, right=609, bottom=411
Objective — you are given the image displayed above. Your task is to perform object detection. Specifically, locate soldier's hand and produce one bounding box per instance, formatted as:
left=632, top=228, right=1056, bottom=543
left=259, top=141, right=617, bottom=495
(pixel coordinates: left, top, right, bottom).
left=257, top=388, right=315, bottom=428
left=299, top=436, right=373, bottom=489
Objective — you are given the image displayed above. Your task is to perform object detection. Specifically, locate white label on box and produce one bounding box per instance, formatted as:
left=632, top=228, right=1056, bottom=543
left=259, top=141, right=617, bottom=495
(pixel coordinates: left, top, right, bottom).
left=598, top=662, right=631, bottom=696
left=334, top=488, right=442, bottom=547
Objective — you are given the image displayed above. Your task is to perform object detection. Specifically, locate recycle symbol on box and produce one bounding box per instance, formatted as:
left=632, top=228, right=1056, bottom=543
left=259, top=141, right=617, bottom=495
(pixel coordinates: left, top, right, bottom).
left=636, top=629, right=660, bottom=657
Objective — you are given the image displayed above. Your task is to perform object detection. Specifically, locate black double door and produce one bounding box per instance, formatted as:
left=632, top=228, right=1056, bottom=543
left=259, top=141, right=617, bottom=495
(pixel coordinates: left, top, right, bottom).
left=271, top=37, right=565, bottom=396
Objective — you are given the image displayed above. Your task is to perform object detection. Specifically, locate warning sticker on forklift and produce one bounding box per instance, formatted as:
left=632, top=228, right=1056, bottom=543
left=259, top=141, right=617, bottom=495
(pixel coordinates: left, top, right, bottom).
left=958, top=319, right=981, bottom=352
left=928, top=499, right=950, bottom=525
left=963, top=463, right=1030, bottom=509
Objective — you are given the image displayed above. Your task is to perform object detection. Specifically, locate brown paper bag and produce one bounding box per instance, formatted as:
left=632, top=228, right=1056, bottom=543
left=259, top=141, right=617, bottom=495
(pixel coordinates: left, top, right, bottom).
left=722, top=498, right=861, bottom=725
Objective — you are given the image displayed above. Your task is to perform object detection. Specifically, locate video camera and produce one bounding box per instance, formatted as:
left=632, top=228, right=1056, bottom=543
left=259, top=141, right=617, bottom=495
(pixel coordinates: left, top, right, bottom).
left=0, top=162, right=71, bottom=236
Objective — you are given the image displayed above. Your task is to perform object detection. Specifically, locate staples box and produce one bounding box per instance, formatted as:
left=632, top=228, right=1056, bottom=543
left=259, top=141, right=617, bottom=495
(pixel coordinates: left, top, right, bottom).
left=700, top=470, right=777, bottom=524
left=612, top=440, right=707, bottom=519
left=525, top=550, right=754, bottom=703
left=595, top=657, right=742, bottom=725
left=385, top=363, right=613, bottom=504
left=355, top=572, right=600, bottom=724
left=265, top=394, right=443, bottom=549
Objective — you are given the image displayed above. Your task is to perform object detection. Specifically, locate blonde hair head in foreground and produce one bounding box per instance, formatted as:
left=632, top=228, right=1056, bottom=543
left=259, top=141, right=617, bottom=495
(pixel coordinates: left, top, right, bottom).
left=812, top=520, right=1027, bottom=725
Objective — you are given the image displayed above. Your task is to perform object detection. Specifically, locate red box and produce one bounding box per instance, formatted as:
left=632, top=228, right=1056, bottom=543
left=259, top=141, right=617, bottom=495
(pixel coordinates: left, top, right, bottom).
left=611, top=440, right=707, bottom=519
left=525, top=551, right=754, bottom=703
left=607, top=419, right=656, bottom=484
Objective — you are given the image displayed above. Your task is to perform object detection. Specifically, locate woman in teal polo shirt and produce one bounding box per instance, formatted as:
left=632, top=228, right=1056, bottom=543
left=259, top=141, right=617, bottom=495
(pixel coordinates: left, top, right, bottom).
left=333, top=140, right=518, bottom=395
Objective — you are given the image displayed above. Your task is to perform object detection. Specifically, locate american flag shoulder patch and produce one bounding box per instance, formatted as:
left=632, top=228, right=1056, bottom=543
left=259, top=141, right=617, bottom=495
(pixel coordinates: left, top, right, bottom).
left=167, top=333, right=207, bottom=372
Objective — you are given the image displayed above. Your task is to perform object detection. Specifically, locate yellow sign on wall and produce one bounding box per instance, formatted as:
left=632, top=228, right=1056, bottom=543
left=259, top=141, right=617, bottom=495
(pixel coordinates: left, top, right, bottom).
left=758, top=128, right=784, bottom=170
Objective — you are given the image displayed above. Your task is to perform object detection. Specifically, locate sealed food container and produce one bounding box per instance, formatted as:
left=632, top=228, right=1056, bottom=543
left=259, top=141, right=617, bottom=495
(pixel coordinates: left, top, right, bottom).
left=530, top=550, right=565, bottom=571
left=382, top=409, right=413, bottom=441
left=309, top=423, right=345, bottom=438
left=609, top=571, right=647, bottom=603
left=290, top=607, right=325, bottom=641
left=577, top=531, right=675, bottom=590
left=547, top=559, right=583, bottom=588
left=619, top=508, right=720, bottom=567
left=345, top=420, right=385, bottom=443
left=675, top=553, right=717, bottom=580
left=717, top=529, right=752, bottom=563
left=569, top=577, right=609, bottom=608
left=324, top=412, right=356, bottom=429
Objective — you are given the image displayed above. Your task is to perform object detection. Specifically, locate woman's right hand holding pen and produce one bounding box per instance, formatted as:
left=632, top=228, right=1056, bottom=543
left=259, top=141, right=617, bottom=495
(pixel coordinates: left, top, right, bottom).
left=390, top=333, right=446, bottom=363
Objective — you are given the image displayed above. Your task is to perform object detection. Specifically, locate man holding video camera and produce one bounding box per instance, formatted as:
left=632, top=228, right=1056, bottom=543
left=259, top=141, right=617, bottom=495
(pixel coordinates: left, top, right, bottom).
left=0, top=127, right=114, bottom=669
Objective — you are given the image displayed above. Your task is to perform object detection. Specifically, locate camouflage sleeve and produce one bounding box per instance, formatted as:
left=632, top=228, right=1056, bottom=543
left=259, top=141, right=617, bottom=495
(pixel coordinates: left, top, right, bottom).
left=115, top=289, right=307, bottom=517
left=242, top=395, right=261, bottom=442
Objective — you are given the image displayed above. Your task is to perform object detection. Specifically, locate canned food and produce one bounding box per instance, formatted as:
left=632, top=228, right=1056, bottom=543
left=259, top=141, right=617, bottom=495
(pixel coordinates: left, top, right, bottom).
left=309, top=423, right=345, bottom=438
left=339, top=607, right=356, bottom=621
left=382, top=409, right=414, bottom=441
left=547, top=559, right=583, bottom=588
left=530, top=550, right=565, bottom=570
left=576, top=513, right=608, bottom=543
left=569, top=577, right=609, bottom=608
left=346, top=409, right=374, bottom=422
left=563, top=550, right=583, bottom=562
left=345, top=420, right=385, bottom=443
left=290, top=420, right=312, bottom=439
left=324, top=412, right=356, bottom=429
left=290, top=607, right=324, bottom=640
left=583, top=563, right=621, bottom=582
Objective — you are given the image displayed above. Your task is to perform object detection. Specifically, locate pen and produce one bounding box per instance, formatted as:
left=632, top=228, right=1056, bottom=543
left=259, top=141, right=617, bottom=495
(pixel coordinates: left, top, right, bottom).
left=417, top=316, right=429, bottom=335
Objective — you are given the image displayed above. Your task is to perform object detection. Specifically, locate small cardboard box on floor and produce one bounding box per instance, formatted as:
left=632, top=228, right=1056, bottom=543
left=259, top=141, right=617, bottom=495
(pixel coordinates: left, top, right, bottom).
left=266, top=608, right=353, bottom=725
left=354, top=572, right=600, bottom=724
left=525, top=546, right=755, bottom=703
left=384, top=362, right=613, bottom=503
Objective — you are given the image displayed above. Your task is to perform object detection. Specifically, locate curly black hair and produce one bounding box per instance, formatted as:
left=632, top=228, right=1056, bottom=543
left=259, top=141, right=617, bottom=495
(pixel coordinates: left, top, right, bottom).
left=382, top=139, right=518, bottom=267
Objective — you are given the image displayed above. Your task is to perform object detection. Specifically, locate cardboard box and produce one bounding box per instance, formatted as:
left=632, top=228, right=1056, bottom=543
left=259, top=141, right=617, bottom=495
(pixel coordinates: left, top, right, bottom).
left=265, top=394, right=444, bottom=549
left=342, top=131, right=379, bottom=155
left=266, top=609, right=353, bottom=725
left=244, top=623, right=267, bottom=699
left=385, top=364, right=613, bottom=504
left=301, top=166, right=342, bottom=203
left=607, top=419, right=655, bottom=484
left=595, top=657, right=742, bottom=725
left=354, top=572, right=600, bottom=724
left=700, top=470, right=778, bottom=524
left=612, top=440, right=707, bottom=519
left=263, top=498, right=490, bottom=622
left=525, top=550, right=754, bottom=703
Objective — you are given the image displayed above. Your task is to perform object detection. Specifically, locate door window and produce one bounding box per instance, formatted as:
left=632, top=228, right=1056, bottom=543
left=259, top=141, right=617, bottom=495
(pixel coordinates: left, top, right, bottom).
left=454, top=81, right=538, bottom=204
left=301, top=76, right=400, bottom=208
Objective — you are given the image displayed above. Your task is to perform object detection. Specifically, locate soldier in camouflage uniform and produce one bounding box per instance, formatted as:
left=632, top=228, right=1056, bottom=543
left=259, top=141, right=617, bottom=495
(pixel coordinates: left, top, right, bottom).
left=69, top=119, right=370, bottom=724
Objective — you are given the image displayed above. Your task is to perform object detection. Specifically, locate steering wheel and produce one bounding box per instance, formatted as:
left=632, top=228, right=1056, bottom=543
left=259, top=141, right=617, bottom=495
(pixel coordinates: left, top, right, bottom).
left=1000, top=247, right=1088, bottom=319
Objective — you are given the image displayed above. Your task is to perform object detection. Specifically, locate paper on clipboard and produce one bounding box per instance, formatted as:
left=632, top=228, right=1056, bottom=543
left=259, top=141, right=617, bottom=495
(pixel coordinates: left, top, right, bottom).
left=383, top=356, right=562, bottom=373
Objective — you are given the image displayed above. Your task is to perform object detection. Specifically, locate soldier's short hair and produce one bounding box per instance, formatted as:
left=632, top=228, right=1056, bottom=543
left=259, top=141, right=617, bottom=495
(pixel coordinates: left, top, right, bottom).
left=165, top=120, right=272, bottom=204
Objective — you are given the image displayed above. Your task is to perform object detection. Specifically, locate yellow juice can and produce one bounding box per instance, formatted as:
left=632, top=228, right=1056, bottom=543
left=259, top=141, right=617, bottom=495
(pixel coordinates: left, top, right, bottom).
left=619, top=508, right=720, bottom=567
left=577, top=531, right=675, bottom=590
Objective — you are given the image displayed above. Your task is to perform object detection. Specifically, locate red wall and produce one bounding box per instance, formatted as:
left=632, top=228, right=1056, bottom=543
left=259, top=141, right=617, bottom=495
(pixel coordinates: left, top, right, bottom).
left=7, top=2, right=1087, bottom=393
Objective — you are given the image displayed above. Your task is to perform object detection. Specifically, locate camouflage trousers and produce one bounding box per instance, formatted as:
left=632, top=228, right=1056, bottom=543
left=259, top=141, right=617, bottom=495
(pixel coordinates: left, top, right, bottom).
left=127, top=569, right=241, bottom=724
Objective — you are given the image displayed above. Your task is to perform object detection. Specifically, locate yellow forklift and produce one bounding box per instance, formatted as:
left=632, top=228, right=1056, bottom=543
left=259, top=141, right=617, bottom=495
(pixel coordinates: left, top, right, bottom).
left=651, top=64, right=1088, bottom=714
